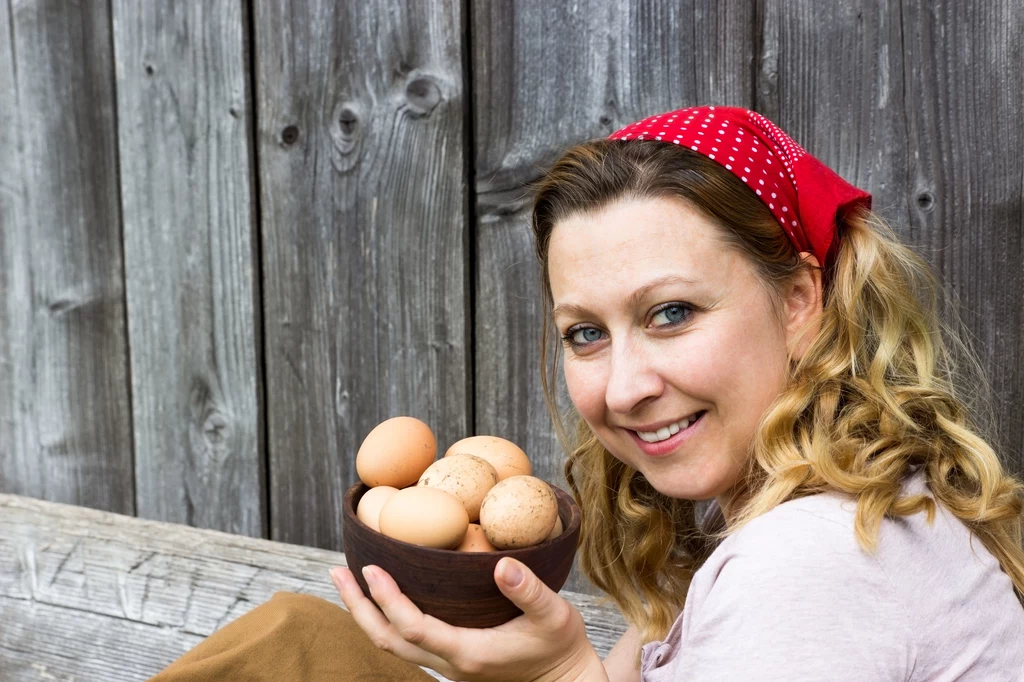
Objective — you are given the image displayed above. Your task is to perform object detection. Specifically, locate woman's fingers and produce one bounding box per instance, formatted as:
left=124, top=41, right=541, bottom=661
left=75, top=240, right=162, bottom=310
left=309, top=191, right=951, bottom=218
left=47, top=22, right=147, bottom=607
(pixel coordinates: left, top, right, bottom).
left=356, top=565, right=470, bottom=666
left=330, top=566, right=451, bottom=673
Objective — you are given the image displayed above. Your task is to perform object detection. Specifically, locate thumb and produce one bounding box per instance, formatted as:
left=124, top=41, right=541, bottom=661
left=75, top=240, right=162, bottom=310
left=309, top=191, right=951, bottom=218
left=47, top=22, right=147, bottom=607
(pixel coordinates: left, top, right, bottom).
left=496, top=557, right=565, bottom=625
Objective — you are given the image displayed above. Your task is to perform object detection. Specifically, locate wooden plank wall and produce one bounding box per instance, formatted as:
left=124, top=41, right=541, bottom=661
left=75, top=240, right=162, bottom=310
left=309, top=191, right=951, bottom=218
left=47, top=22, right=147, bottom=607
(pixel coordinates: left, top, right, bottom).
left=112, top=1, right=265, bottom=537
left=1, top=0, right=1022, bottom=599
left=254, top=0, right=470, bottom=551
left=0, top=0, right=134, bottom=514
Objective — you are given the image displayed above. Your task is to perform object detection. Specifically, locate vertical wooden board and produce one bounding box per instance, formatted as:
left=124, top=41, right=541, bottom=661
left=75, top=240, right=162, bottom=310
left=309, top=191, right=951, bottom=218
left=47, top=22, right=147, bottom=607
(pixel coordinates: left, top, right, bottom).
left=0, top=0, right=21, bottom=499
left=760, top=0, right=1023, bottom=474
left=758, top=0, right=910, bottom=225
left=900, top=0, right=1024, bottom=474
left=0, top=0, right=133, bottom=513
left=112, top=2, right=265, bottom=535
left=256, top=0, right=470, bottom=548
left=471, top=0, right=755, bottom=594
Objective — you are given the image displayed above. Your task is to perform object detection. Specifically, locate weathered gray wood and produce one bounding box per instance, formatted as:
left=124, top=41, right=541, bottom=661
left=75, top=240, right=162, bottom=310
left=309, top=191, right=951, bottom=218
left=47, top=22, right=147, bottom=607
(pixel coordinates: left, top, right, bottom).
left=111, top=1, right=265, bottom=535
left=470, top=0, right=756, bottom=595
left=759, top=0, right=1024, bottom=475
left=0, top=0, right=134, bottom=513
left=0, top=599, right=204, bottom=682
left=899, top=0, right=1024, bottom=474
left=0, top=493, right=628, bottom=681
left=757, top=1, right=911, bottom=247
left=255, top=1, right=471, bottom=550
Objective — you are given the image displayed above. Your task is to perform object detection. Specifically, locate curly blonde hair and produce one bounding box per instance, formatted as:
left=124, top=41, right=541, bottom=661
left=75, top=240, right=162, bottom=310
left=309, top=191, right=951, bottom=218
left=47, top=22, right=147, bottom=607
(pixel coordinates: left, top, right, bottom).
left=530, top=139, right=1024, bottom=650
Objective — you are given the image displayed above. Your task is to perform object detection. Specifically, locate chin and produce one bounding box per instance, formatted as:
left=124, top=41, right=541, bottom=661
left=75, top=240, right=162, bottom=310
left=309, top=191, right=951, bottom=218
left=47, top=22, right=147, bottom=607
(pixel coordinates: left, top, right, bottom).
left=642, top=463, right=736, bottom=502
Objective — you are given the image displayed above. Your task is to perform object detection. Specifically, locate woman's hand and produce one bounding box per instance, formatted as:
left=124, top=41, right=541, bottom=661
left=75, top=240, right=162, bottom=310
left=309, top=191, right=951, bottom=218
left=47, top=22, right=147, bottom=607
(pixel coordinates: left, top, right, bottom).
left=330, top=557, right=609, bottom=682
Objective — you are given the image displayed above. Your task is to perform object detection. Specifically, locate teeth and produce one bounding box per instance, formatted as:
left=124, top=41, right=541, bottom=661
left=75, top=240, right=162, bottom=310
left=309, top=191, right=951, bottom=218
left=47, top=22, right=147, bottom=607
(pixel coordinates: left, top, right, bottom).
left=636, top=413, right=700, bottom=442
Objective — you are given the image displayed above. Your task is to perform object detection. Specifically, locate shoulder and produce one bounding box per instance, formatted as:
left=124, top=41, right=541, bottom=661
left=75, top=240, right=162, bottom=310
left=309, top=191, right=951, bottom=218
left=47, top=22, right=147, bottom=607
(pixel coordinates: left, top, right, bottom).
left=675, top=490, right=917, bottom=680
left=706, top=488, right=871, bottom=575
left=692, top=487, right=905, bottom=611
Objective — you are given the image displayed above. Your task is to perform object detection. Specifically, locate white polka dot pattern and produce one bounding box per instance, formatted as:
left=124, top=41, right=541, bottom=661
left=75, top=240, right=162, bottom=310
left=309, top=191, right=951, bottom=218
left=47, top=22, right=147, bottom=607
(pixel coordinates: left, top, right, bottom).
left=608, top=105, right=872, bottom=269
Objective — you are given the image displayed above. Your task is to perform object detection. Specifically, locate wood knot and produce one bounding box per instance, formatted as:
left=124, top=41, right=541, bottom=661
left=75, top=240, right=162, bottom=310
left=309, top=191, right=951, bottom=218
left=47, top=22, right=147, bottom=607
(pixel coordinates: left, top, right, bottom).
left=405, top=76, right=442, bottom=117
left=281, top=125, right=300, bottom=145
left=916, top=191, right=936, bottom=212
left=338, top=107, right=359, bottom=136
left=202, top=412, right=231, bottom=447
left=46, top=290, right=95, bottom=316
left=329, top=102, right=363, bottom=173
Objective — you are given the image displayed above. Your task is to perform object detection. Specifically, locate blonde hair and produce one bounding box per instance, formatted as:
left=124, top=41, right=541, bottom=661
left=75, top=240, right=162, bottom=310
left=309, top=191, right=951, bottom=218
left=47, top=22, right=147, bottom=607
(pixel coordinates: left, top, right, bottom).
left=530, top=139, right=1024, bottom=650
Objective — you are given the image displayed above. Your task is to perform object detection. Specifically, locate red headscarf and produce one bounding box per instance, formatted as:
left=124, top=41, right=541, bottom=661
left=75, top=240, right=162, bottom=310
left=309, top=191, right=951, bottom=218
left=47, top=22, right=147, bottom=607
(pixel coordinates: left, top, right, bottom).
left=608, top=105, right=871, bottom=269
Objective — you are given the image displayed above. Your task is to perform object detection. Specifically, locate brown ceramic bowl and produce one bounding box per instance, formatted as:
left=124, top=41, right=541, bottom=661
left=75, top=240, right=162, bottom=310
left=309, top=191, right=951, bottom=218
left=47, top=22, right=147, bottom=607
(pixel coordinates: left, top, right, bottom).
left=342, top=480, right=581, bottom=628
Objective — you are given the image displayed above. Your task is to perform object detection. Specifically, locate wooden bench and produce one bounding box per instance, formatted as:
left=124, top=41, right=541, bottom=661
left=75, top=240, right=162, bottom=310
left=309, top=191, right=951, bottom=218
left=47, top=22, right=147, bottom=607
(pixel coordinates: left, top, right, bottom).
left=0, top=494, right=628, bottom=681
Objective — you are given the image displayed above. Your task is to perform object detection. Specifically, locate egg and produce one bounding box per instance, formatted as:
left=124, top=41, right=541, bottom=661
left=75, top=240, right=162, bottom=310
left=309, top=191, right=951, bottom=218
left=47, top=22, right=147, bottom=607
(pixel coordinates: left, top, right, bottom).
left=378, top=486, right=468, bottom=549
left=444, top=435, right=531, bottom=481
left=356, top=416, right=436, bottom=488
left=418, top=454, right=498, bottom=521
left=455, top=523, right=497, bottom=552
left=479, top=475, right=558, bottom=549
left=545, top=514, right=563, bottom=541
left=355, top=485, right=399, bottom=531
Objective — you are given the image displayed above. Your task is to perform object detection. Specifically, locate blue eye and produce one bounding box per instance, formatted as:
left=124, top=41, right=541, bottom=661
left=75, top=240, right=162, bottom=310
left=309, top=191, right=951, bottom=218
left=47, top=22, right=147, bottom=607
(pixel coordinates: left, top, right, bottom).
left=653, top=304, right=691, bottom=326
left=562, top=327, right=603, bottom=347
left=560, top=303, right=694, bottom=350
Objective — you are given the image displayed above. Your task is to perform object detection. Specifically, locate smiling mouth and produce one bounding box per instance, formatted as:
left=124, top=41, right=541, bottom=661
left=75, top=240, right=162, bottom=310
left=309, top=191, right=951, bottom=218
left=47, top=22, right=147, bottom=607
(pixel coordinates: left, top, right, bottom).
left=632, top=411, right=706, bottom=443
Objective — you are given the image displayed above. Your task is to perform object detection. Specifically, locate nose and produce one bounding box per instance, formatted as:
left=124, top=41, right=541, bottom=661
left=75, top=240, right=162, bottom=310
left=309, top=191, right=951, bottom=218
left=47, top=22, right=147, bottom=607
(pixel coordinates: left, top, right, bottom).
left=604, top=333, right=664, bottom=416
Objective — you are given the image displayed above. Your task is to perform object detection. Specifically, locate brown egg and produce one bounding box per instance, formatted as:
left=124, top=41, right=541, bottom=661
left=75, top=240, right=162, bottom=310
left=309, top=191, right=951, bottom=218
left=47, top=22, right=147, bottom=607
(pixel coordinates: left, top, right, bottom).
left=356, top=416, right=436, bottom=488
left=355, top=486, right=399, bottom=531
left=455, top=523, right=497, bottom=552
left=479, top=475, right=557, bottom=549
left=444, top=436, right=531, bottom=481
left=378, top=486, right=468, bottom=549
left=545, top=514, right=563, bottom=541
left=418, top=454, right=498, bottom=522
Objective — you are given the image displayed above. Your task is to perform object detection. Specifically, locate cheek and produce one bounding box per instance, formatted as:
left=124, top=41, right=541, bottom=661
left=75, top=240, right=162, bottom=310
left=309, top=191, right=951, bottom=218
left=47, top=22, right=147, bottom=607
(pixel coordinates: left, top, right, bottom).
left=705, top=311, right=790, bottom=419
left=563, top=360, right=607, bottom=423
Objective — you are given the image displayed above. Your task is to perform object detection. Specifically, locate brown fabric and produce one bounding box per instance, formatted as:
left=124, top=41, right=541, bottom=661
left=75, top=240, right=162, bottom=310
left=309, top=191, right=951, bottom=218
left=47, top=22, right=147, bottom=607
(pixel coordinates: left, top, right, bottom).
left=149, top=592, right=435, bottom=682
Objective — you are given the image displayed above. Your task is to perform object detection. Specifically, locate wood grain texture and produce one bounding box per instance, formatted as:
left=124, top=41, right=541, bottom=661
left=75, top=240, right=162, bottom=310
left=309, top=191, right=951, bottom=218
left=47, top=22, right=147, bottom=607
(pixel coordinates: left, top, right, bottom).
left=760, top=0, right=1023, bottom=474
left=0, top=493, right=627, bottom=681
left=470, top=0, right=756, bottom=595
left=898, top=0, right=1024, bottom=473
left=757, top=0, right=910, bottom=223
left=255, top=1, right=471, bottom=550
left=112, top=1, right=265, bottom=534
left=0, top=0, right=134, bottom=513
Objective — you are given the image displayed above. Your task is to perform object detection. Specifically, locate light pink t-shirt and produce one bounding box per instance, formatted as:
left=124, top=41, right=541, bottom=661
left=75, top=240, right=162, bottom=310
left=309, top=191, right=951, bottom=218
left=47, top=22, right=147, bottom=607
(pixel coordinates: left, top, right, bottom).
left=640, top=466, right=1024, bottom=680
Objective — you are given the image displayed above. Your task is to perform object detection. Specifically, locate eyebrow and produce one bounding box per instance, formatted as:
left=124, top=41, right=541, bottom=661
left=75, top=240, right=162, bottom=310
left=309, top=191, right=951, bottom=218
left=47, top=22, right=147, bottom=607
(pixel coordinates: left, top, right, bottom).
left=551, top=274, right=697, bottom=320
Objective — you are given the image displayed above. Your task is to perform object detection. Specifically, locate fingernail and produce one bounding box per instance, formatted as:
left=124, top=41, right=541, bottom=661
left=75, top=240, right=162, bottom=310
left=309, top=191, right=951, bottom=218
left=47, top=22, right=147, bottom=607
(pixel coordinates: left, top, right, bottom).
left=329, top=567, right=346, bottom=586
left=501, top=559, right=523, bottom=588
left=362, top=565, right=378, bottom=589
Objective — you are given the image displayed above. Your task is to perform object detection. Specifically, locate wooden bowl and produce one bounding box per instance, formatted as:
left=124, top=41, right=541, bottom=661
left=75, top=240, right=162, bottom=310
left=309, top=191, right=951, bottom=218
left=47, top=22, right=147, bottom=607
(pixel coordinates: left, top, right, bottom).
left=342, top=481, right=581, bottom=628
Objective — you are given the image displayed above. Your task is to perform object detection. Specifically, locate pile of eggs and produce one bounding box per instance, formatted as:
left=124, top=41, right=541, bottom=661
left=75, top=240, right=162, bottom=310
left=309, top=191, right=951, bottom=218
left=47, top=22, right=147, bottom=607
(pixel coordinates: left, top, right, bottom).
left=355, top=416, right=563, bottom=552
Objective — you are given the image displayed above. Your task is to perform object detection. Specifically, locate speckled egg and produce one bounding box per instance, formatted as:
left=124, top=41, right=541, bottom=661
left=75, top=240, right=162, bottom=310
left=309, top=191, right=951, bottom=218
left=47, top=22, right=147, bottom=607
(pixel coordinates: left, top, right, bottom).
left=418, top=454, right=498, bottom=522
left=444, top=436, right=531, bottom=481
left=479, top=475, right=557, bottom=549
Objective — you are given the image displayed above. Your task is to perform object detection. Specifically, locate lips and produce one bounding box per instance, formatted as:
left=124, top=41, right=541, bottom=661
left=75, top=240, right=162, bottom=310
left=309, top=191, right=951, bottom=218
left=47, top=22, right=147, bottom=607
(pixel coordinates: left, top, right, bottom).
left=628, top=410, right=706, bottom=457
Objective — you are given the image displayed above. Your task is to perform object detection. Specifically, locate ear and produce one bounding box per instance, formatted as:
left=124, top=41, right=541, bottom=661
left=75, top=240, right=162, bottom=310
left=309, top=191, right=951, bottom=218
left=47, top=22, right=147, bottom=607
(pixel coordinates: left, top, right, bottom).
left=783, top=252, right=823, bottom=362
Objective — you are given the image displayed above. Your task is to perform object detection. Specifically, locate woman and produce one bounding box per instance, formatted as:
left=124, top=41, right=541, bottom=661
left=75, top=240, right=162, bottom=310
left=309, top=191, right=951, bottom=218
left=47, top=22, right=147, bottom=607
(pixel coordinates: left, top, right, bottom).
left=154, top=106, right=1024, bottom=681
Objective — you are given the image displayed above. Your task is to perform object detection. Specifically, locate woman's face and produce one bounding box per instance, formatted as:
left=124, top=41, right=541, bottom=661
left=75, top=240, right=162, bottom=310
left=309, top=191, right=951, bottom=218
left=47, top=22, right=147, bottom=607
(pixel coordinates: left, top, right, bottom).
left=548, top=196, right=818, bottom=508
